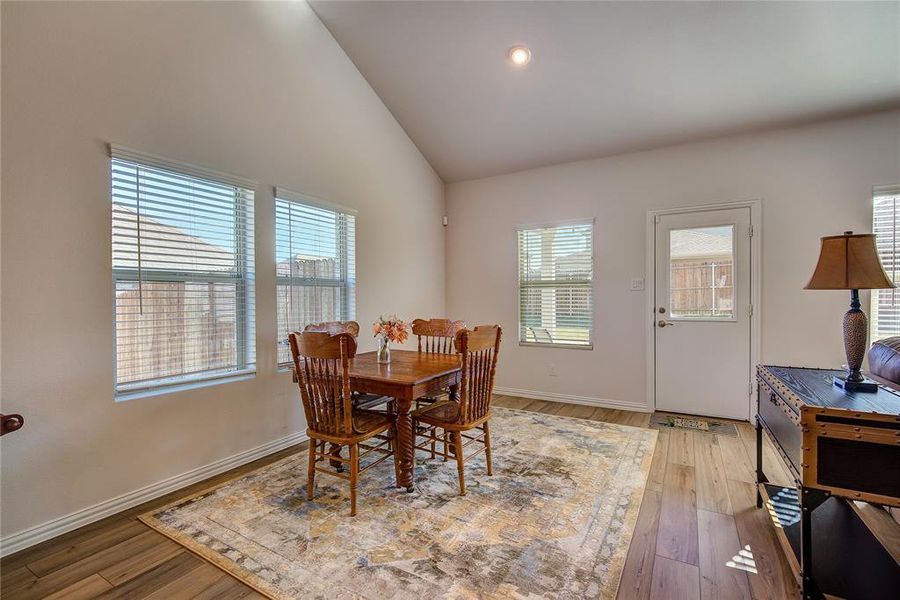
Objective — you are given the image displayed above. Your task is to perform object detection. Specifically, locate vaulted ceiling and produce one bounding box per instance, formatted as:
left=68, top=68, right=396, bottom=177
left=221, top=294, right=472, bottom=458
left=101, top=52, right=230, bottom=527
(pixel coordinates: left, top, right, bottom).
left=311, top=1, right=900, bottom=182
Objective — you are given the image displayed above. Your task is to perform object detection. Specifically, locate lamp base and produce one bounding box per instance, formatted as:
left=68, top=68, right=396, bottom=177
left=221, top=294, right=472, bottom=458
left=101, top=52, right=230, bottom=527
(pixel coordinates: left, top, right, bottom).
left=833, top=375, right=878, bottom=393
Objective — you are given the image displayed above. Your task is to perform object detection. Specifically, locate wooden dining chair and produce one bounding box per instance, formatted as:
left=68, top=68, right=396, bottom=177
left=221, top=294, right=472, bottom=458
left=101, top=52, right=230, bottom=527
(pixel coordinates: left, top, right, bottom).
left=292, top=322, right=359, bottom=381
left=412, top=318, right=465, bottom=408
left=412, top=325, right=501, bottom=496
left=303, top=320, right=360, bottom=337
left=301, top=321, right=390, bottom=410
left=289, top=331, right=400, bottom=516
left=413, top=318, right=465, bottom=354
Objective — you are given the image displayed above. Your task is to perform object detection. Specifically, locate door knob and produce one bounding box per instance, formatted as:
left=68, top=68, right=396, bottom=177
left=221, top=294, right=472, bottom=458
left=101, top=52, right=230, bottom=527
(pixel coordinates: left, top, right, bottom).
left=657, top=320, right=675, bottom=328
left=1, top=413, right=24, bottom=436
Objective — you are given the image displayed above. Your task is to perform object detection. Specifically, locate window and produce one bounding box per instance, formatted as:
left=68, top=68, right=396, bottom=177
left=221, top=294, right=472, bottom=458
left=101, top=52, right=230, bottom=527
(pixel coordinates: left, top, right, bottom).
left=517, top=220, right=593, bottom=348
left=275, top=189, right=356, bottom=366
left=872, top=186, right=900, bottom=340
left=668, top=225, right=735, bottom=320
left=111, top=146, right=256, bottom=397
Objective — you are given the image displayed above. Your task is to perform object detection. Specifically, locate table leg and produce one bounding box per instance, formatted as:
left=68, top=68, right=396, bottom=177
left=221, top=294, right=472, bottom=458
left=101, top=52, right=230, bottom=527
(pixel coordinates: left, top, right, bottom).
left=756, top=415, right=764, bottom=508
left=395, top=397, right=415, bottom=492
left=800, top=487, right=828, bottom=600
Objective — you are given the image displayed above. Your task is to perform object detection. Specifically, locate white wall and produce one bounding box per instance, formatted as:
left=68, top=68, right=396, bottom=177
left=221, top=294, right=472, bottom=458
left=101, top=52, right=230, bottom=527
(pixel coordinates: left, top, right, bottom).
left=0, top=1, right=444, bottom=541
left=446, top=110, right=900, bottom=409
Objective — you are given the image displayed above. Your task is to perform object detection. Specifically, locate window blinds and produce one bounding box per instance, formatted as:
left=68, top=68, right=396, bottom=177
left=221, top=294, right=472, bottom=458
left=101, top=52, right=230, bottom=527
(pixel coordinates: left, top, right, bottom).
left=872, top=187, right=900, bottom=340
left=517, top=220, right=594, bottom=347
left=275, top=189, right=356, bottom=366
left=111, top=147, right=256, bottom=396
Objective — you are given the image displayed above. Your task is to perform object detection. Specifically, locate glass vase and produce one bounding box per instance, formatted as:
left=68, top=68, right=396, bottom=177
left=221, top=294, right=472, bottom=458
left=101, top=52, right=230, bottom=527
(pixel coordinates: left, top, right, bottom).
left=377, top=336, right=391, bottom=364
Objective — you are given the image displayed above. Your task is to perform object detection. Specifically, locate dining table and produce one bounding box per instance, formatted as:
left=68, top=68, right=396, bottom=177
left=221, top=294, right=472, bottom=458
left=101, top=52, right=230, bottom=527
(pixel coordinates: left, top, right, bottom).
left=348, top=349, right=461, bottom=491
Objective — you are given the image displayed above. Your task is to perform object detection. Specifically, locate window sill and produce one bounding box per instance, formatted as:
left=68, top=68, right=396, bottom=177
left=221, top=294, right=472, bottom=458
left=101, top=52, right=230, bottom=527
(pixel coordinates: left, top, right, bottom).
left=518, top=342, right=593, bottom=350
left=115, top=370, right=256, bottom=402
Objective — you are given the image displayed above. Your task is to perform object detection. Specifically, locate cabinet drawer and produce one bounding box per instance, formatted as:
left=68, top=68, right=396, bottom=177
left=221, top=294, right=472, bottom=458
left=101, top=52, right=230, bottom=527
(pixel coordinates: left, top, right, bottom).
left=808, top=411, right=900, bottom=504
left=757, top=378, right=801, bottom=478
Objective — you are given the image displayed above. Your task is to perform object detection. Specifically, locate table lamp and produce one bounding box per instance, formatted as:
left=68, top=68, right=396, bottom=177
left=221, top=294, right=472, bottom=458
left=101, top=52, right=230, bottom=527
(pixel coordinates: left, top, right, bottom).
left=805, top=231, right=895, bottom=392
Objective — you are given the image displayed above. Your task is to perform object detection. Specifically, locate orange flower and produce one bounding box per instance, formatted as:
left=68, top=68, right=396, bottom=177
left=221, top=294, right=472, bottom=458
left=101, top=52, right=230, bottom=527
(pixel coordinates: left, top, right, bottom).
left=373, top=315, right=409, bottom=343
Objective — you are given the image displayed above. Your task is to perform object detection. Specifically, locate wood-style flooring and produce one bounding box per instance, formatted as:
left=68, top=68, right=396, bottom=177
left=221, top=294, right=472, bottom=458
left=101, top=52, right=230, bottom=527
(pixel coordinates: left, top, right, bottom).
left=1, top=396, right=798, bottom=599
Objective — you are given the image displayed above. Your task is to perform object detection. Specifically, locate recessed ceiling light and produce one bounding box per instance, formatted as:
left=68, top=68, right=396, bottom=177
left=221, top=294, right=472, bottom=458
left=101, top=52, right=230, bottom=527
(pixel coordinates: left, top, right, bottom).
left=508, top=45, right=532, bottom=67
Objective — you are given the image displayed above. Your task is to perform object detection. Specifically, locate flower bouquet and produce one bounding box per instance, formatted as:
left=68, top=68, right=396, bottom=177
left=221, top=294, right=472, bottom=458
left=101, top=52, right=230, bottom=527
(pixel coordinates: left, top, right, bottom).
left=373, top=315, right=409, bottom=364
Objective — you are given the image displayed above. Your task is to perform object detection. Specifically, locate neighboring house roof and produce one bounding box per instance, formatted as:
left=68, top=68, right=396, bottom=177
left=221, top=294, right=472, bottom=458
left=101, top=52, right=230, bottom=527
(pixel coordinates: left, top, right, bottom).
left=112, top=204, right=234, bottom=272
left=670, top=228, right=732, bottom=259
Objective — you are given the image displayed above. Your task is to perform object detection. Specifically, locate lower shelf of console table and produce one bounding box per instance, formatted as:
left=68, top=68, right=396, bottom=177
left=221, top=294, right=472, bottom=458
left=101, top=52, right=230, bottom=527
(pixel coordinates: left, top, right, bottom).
left=758, top=483, right=899, bottom=600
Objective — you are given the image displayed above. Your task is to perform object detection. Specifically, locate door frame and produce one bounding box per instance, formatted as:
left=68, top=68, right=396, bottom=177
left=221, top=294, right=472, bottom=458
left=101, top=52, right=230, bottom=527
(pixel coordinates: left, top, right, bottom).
left=644, top=199, right=762, bottom=420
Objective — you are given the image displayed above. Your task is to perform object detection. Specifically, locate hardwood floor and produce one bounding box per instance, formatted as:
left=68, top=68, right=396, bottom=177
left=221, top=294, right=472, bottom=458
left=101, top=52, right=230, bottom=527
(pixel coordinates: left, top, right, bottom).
left=492, top=397, right=796, bottom=600
left=1, top=396, right=795, bottom=600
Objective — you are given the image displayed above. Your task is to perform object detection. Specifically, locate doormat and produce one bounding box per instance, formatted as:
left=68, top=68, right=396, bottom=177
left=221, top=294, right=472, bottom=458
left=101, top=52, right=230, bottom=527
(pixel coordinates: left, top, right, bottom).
left=674, top=416, right=709, bottom=431
left=649, top=412, right=738, bottom=436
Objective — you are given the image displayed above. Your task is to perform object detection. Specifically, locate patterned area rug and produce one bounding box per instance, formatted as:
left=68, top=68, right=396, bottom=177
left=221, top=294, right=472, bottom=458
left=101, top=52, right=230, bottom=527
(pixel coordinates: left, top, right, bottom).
left=140, top=408, right=657, bottom=599
left=649, top=412, right=738, bottom=436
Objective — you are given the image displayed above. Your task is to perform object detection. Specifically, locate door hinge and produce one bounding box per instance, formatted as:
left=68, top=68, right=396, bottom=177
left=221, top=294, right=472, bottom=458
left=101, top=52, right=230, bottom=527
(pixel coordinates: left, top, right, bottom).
left=748, top=224, right=754, bottom=238
left=748, top=304, right=754, bottom=317
left=748, top=382, right=754, bottom=397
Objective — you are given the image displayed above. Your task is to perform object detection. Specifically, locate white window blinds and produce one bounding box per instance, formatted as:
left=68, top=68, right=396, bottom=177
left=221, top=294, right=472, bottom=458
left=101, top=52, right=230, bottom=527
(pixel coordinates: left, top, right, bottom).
left=111, top=147, right=256, bottom=396
left=517, top=220, right=594, bottom=347
left=872, top=187, right=900, bottom=340
left=275, top=189, right=356, bottom=366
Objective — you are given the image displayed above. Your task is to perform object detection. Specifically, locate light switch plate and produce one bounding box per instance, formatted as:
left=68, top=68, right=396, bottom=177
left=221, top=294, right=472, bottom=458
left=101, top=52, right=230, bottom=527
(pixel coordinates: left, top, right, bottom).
left=630, top=278, right=645, bottom=291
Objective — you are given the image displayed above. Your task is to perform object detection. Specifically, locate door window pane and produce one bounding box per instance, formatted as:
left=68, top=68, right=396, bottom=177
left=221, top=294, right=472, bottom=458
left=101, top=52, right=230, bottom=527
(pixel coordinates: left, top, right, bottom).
left=669, top=225, right=734, bottom=319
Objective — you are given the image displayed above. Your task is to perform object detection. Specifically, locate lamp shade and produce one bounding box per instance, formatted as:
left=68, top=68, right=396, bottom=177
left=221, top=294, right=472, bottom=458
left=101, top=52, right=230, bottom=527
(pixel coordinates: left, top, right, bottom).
left=805, top=232, right=895, bottom=290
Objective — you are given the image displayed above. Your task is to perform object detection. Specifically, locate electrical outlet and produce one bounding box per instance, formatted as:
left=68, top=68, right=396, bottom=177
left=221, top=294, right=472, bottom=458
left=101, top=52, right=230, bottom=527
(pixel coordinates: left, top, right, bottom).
left=630, top=278, right=645, bottom=291
left=548, top=364, right=557, bottom=377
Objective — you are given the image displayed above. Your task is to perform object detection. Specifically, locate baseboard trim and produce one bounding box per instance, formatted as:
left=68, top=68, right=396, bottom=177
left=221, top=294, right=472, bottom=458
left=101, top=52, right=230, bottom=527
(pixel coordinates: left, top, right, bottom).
left=494, top=386, right=651, bottom=413
left=0, top=430, right=308, bottom=557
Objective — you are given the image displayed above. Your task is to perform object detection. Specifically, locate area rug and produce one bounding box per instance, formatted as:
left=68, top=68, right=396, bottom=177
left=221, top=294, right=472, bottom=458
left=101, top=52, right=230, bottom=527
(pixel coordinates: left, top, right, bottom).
left=649, top=412, right=738, bottom=436
left=140, top=407, right=657, bottom=599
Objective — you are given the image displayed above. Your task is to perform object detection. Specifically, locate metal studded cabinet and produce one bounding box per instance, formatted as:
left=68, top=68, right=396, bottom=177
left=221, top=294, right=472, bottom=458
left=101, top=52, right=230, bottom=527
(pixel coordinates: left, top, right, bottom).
left=755, top=365, right=900, bottom=600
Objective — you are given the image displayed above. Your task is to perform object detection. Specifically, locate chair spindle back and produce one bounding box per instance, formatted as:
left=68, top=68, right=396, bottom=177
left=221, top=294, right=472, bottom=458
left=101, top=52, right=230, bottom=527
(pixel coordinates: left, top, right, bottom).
left=455, top=325, right=502, bottom=423
left=289, top=332, right=357, bottom=437
left=412, top=318, right=465, bottom=354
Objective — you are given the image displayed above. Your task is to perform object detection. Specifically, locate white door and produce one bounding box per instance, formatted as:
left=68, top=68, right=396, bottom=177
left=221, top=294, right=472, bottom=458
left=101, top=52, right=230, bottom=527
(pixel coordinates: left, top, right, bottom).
left=654, top=207, right=752, bottom=420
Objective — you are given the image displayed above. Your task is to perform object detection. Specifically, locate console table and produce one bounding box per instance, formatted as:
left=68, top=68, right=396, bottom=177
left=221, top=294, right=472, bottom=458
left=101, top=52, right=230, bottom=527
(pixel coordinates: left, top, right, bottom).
left=756, top=365, right=900, bottom=599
